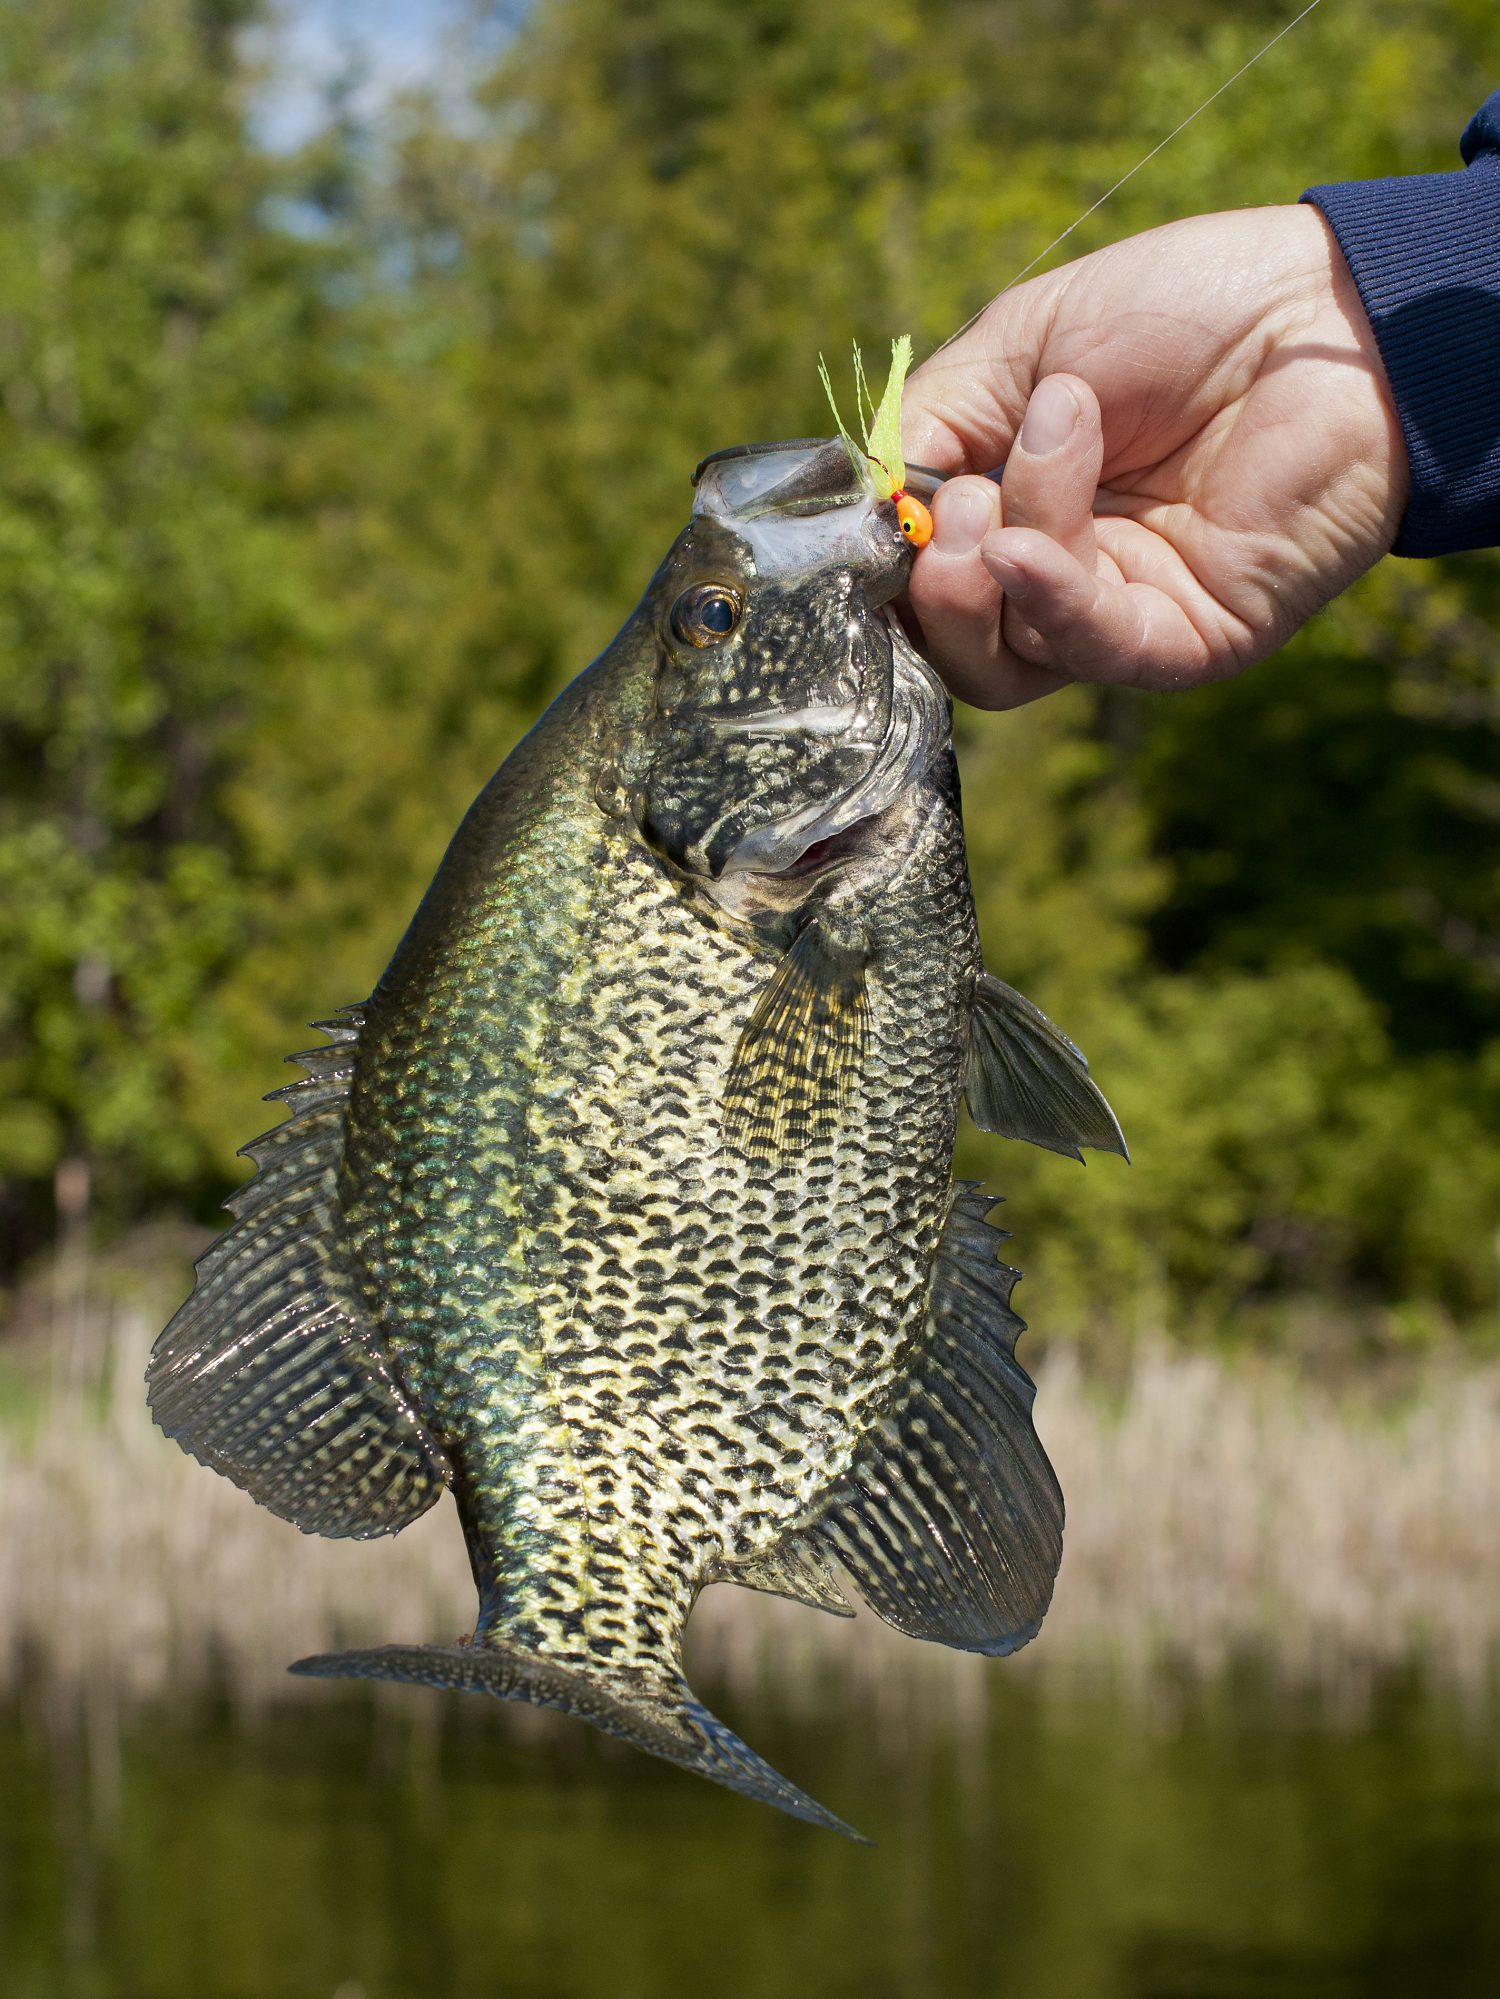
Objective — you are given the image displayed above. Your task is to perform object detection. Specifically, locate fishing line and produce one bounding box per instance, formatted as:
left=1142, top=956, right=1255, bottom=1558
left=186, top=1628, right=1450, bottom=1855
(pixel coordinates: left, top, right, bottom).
left=924, top=0, right=1328, bottom=362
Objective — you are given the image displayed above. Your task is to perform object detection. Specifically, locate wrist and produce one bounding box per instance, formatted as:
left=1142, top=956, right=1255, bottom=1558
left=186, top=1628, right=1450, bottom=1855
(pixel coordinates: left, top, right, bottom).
left=1292, top=204, right=1411, bottom=540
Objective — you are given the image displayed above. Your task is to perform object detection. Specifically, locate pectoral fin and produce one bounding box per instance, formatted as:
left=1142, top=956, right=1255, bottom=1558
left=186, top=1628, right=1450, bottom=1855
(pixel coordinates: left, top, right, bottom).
left=966, top=973, right=1127, bottom=1163
left=723, top=924, right=868, bottom=1159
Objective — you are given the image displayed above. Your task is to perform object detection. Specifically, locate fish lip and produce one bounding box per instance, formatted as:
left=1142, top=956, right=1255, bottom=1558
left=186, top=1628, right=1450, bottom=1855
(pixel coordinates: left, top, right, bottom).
left=717, top=615, right=950, bottom=878
left=692, top=437, right=949, bottom=499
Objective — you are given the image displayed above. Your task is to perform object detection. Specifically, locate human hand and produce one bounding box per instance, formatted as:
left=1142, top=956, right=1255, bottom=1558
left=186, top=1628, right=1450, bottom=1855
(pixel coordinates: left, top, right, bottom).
left=902, top=205, right=1410, bottom=707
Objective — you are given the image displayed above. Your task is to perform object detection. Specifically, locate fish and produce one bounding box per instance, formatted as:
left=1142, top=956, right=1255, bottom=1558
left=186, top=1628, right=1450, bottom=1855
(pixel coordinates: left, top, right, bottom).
left=147, top=435, right=1126, bottom=1841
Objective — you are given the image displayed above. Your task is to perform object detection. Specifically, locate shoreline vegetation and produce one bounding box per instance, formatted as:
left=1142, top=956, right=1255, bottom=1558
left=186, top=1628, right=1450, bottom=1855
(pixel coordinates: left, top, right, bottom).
left=6, top=1293, right=1498, bottom=1741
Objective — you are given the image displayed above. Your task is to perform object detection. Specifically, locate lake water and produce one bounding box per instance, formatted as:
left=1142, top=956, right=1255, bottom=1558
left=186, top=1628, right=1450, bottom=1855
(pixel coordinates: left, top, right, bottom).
left=4, top=1672, right=1499, bottom=1999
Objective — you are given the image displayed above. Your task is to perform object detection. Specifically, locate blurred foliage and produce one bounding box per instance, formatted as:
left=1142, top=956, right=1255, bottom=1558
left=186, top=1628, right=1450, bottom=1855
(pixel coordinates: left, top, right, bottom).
left=0, top=0, right=1497, bottom=1343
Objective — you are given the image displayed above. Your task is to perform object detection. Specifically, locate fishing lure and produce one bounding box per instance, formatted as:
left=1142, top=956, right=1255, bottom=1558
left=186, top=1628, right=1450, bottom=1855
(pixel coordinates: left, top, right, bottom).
left=819, top=337, right=934, bottom=548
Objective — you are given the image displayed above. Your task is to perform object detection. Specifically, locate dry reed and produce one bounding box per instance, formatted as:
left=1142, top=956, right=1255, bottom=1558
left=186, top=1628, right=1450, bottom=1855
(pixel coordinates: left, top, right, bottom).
left=4, top=1300, right=1499, bottom=1734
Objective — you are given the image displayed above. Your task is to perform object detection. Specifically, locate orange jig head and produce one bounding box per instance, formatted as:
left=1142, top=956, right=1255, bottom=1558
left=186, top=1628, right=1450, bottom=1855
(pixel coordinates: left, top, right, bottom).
left=894, top=491, right=933, bottom=548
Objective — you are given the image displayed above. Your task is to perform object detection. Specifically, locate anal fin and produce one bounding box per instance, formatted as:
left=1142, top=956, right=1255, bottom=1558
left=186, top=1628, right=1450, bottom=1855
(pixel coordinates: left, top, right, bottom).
left=147, top=1007, right=450, bottom=1539
left=807, top=1185, right=1063, bottom=1657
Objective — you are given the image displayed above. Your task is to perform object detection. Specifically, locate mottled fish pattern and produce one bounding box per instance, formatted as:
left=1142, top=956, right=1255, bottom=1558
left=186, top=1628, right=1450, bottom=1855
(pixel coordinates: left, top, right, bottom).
left=149, top=438, right=1125, bottom=1839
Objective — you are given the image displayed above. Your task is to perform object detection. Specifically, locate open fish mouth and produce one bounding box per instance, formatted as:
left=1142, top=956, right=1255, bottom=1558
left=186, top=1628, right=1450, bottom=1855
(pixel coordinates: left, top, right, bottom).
left=766, top=816, right=880, bottom=880
left=718, top=615, right=949, bottom=879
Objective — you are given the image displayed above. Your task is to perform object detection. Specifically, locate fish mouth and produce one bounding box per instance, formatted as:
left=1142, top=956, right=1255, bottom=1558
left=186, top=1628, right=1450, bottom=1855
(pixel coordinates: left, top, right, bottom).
left=765, top=816, right=879, bottom=880
left=690, top=438, right=918, bottom=602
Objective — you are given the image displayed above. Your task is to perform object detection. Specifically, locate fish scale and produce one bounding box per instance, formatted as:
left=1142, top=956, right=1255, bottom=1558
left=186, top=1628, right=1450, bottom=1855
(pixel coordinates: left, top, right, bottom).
left=148, top=436, right=1126, bottom=1838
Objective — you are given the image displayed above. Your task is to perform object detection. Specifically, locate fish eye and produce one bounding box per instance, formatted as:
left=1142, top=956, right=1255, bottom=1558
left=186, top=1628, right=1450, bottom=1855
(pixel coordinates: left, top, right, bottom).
left=670, top=584, right=742, bottom=648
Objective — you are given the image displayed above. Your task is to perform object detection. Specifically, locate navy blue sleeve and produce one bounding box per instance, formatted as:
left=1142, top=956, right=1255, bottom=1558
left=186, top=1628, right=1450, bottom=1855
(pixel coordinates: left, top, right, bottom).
left=1301, top=90, right=1500, bottom=558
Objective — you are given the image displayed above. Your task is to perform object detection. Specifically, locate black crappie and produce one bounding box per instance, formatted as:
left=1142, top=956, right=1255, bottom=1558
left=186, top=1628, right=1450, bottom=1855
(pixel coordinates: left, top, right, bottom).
left=148, top=438, right=1125, bottom=1839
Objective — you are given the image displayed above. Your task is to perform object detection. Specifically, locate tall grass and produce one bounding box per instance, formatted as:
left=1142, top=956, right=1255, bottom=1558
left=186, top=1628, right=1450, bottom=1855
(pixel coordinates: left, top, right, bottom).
left=4, top=1299, right=1499, bottom=1736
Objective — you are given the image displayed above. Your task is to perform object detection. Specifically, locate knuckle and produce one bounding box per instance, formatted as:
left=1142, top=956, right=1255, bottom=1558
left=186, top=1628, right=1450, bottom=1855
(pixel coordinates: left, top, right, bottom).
left=1004, top=614, right=1052, bottom=664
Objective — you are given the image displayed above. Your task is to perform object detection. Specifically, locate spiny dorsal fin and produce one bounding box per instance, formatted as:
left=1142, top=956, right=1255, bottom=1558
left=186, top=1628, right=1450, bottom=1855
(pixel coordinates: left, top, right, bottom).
left=718, top=1535, right=855, bottom=1618
left=966, top=973, right=1128, bottom=1163
left=722, top=923, right=868, bottom=1160
left=147, top=1006, right=451, bottom=1539
left=806, top=1185, right=1063, bottom=1657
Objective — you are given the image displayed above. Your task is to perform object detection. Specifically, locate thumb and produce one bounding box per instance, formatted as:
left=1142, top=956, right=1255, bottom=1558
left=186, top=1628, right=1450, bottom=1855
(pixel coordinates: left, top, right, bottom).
left=996, top=373, right=1102, bottom=570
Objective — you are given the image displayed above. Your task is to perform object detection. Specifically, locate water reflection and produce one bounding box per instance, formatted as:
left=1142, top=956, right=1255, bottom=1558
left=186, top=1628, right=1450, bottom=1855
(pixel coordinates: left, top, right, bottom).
left=5, top=1674, right=1498, bottom=1999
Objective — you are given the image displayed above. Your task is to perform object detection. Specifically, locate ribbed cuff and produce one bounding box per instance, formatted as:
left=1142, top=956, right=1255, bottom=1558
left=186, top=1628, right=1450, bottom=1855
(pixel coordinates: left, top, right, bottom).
left=1461, top=88, right=1500, bottom=165
left=1302, top=129, right=1500, bottom=559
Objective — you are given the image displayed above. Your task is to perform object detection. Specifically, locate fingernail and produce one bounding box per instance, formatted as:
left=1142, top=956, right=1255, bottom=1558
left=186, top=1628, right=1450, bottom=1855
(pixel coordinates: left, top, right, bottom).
left=934, top=482, right=993, bottom=554
left=983, top=548, right=1030, bottom=600
left=1019, top=377, right=1078, bottom=457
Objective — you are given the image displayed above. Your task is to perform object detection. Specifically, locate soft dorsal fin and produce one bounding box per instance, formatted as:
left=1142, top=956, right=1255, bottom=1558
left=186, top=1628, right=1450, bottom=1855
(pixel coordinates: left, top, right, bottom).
left=722, top=922, right=868, bottom=1159
left=718, top=1535, right=855, bottom=1618
left=147, top=1008, right=451, bottom=1539
left=805, top=1185, right=1063, bottom=1657
left=966, top=973, right=1128, bottom=1163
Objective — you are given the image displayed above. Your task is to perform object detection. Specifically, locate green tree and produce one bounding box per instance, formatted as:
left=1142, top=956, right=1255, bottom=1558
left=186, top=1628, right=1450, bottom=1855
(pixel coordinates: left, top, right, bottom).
left=0, top=0, right=355, bottom=1259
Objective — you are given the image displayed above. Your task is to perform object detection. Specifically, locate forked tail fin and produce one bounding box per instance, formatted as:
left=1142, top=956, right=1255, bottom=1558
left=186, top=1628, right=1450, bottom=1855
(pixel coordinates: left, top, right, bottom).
left=288, top=1638, right=866, bottom=1842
